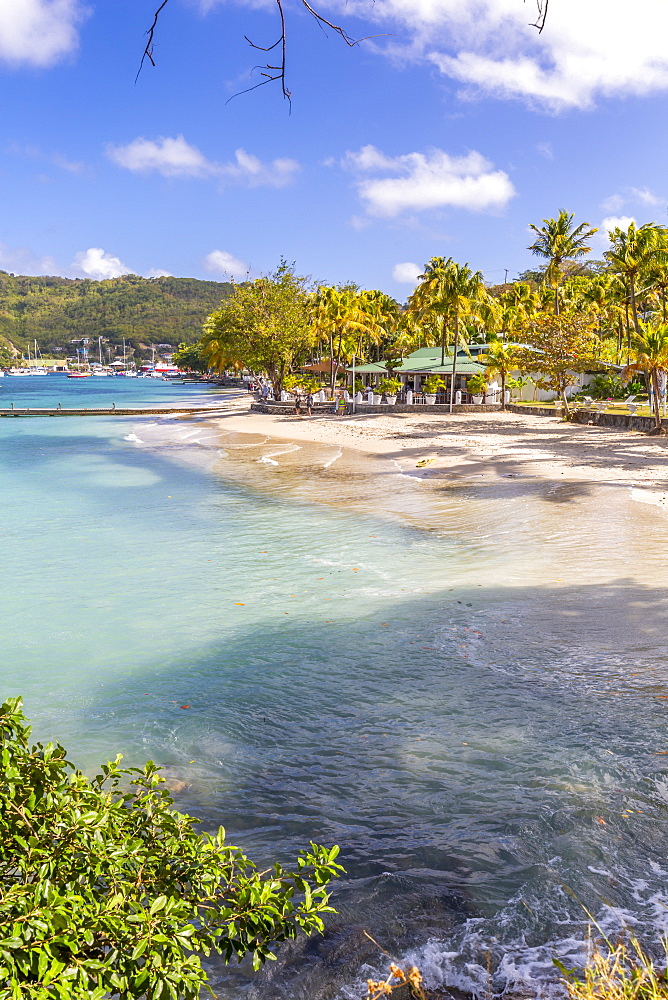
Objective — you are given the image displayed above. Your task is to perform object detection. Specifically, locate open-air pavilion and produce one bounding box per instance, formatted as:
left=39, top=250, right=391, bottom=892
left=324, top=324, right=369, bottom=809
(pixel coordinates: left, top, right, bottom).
left=350, top=347, right=488, bottom=402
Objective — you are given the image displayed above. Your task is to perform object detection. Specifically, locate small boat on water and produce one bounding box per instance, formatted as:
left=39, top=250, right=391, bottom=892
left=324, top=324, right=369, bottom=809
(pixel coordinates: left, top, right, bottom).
left=6, top=368, right=32, bottom=376
left=67, top=372, right=92, bottom=379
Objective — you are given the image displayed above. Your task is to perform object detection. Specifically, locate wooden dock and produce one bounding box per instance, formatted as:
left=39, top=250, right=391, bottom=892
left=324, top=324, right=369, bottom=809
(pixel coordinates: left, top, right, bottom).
left=0, top=404, right=230, bottom=417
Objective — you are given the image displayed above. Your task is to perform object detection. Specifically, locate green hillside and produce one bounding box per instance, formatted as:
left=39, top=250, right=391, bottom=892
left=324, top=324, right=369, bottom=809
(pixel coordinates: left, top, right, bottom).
left=0, top=272, right=232, bottom=361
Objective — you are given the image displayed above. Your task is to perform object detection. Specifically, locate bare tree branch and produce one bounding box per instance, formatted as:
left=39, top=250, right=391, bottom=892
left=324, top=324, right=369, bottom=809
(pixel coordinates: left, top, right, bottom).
left=138, top=0, right=389, bottom=106
left=527, top=0, right=549, bottom=33
left=136, top=0, right=170, bottom=84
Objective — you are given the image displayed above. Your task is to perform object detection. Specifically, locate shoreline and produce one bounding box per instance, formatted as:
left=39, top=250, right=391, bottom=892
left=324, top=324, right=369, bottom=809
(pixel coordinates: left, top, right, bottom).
left=193, top=393, right=668, bottom=500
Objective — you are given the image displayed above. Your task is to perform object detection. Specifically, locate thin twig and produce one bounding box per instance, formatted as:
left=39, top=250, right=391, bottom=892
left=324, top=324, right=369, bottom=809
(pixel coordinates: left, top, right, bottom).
left=363, top=930, right=399, bottom=962
left=528, top=0, right=549, bottom=32
left=136, top=0, right=170, bottom=84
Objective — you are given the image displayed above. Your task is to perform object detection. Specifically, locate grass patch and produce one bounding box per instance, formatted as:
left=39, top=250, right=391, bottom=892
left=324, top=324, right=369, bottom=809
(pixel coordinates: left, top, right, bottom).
left=561, top=938, right=668, bottom=1000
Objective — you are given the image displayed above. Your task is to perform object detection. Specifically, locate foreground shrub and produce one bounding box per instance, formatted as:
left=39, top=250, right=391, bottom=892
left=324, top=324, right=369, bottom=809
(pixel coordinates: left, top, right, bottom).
left=0, top=697, right=343, bottom=999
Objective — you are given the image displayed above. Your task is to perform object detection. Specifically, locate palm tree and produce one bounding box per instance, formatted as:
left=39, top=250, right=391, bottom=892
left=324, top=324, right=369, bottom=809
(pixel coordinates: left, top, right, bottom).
left=409, top=257, right=455, bottom=366
left=604, top=222, right=668, bottom=337
left=623, top=323, right=668, bottom=432
left=478, top=339, right=522, bottom=411
left=311, top=286, right=385, bottom=393
left=410, top=257, right=488, bottom=411
left=527, top=210, right=598, bottom=315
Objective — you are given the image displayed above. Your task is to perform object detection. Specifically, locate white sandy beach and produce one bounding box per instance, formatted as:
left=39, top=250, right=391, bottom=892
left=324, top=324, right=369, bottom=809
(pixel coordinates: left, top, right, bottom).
left=202, top=394, right=668, bottom=502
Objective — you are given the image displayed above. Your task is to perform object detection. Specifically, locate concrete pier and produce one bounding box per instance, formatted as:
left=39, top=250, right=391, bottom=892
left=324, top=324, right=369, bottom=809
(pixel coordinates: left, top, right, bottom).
left=0, top=405, right=230, bottom=417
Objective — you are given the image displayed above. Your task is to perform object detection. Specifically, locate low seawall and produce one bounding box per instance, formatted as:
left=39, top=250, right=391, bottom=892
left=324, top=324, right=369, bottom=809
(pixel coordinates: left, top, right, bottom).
left=507, top=403, right=666, bottom=432
left=251, top=401, right=502, bottom=415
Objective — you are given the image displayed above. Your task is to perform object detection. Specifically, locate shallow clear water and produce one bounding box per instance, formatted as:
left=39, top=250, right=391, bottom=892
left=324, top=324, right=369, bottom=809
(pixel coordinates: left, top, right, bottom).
left=3, top=386, right=668, bottom=999
left=0, top=371, right=222, bottom=409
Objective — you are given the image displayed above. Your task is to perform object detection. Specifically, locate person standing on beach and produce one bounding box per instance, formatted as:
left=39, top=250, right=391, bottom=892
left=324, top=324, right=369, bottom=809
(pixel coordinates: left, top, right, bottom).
left=306, top=391, right=314, bottom=417
left=294, top=393, right=302, bottom=416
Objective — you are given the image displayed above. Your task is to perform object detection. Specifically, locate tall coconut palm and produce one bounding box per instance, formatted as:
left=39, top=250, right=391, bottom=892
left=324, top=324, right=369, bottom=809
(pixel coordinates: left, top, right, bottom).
left=527, top=210, right=598, bottom=315
left=623, top=323, right=668, bottom=432
left=411, top=257, right=488, bottom=412
left=645, top=260, right=668, bottom=322
left=604, top=222, right=668, bottom=337
left=409, top=257, right=455, bottom=366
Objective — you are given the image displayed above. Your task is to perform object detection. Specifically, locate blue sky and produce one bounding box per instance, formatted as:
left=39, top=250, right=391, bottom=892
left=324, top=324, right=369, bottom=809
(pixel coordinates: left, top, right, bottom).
left=2, top=0, right=668, bottom=298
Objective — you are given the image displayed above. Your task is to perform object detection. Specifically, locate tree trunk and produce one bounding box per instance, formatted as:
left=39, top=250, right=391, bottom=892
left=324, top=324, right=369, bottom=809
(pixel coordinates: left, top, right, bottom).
left=329, top=332, right=335, bottom=397
left=651, top=368, right=662, bottom=430
left=449, top=309, right=458, bottom=413
left=334, top=327, right=345, bottom=388
left=629, top=275, right=641, bottom=336
left=501, top=370, right=506, bottom=410
left=554, top=275, right=560, bottom=316
left=561, top=385, right=570, bottom=419
left=440, top=313, right=447, bottom=368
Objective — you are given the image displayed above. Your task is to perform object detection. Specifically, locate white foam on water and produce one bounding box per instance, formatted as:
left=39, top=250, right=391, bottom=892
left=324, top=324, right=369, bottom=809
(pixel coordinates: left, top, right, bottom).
left=323, top=449, right=343, bottom=469
left=123, top=433, right=144, bottom=444
left=390, top=457, right=424, bottom=481
left=257, top=444, right=302, bottom=465
left=221, top=437, right=269, bottom=449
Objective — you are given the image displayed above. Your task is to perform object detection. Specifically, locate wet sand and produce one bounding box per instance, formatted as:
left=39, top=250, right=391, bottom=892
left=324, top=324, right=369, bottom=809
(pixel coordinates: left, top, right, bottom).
left=199, top=395, right=668, bottom=506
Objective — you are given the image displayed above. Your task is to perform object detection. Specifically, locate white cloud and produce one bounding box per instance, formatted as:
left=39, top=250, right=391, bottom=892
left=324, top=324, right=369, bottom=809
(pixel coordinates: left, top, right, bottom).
left=219, top=148, right=299, bottom=188
left=344, top=144, right=515, bottom=217
left=601, top=215, right=636, bottom=234
left=354, top=0, right=668, bottom=111
left=9, top=142, right=86, bottom=175
left=203, top=250, right=248, bottom=279
left=630, top=186, right=664, bottom=207
left=392, top=262, right=421, bottom=284
left=108, top=136, right=299, bottom=188
left=0, top=0, right=86, bottom=67
left=146, top=268, right=172, bottom=278
left=0, top=242, right=57, bottom=275
left=536, top=142, right=553, bottom=160
left=107, top=136, right=214, bottom=178
left=73, top=248, right=133, bottom=280
left=601, top=193, right=625, bottom=213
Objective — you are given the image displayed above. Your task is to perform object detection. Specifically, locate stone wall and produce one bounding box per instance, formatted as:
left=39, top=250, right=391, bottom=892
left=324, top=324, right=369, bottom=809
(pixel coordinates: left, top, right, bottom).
left=251, top=401, right=502, bottom=415
left=507, top=403, right=664, bottom=432
left=506, top=404, right=562, bottom=418
left=571, top=410, right=663, bottom=432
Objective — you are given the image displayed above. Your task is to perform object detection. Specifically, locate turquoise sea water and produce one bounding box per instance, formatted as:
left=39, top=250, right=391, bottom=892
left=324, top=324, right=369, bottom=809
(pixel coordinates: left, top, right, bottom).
left=3, top=379, right=668, bottom=998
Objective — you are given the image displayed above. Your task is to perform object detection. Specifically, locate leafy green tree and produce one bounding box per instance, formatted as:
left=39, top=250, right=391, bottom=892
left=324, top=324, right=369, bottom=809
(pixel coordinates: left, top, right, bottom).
left=516, top=311, right=601, bottom=417
left=203, top=262, right=313, bottom=397
left=527, top=210, right=598, bottom=314
left=0, top=345, right=14, bottom=368
left=172, top=342, right=209, bottom=373
left=478, top=339, right=524, bottom=410
left=0, top=697, right=343, bottom=999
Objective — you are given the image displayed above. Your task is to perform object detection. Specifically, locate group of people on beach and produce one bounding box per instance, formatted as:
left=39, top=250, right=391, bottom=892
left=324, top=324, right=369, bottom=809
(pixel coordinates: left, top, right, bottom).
left=252, top=377, right=348, bottom=417
left=292, top=392, right=314, bottom=417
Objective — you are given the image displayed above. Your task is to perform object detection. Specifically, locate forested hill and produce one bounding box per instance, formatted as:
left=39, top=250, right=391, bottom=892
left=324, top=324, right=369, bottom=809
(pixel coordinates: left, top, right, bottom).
left=0, top=272, right=233, bottom=359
